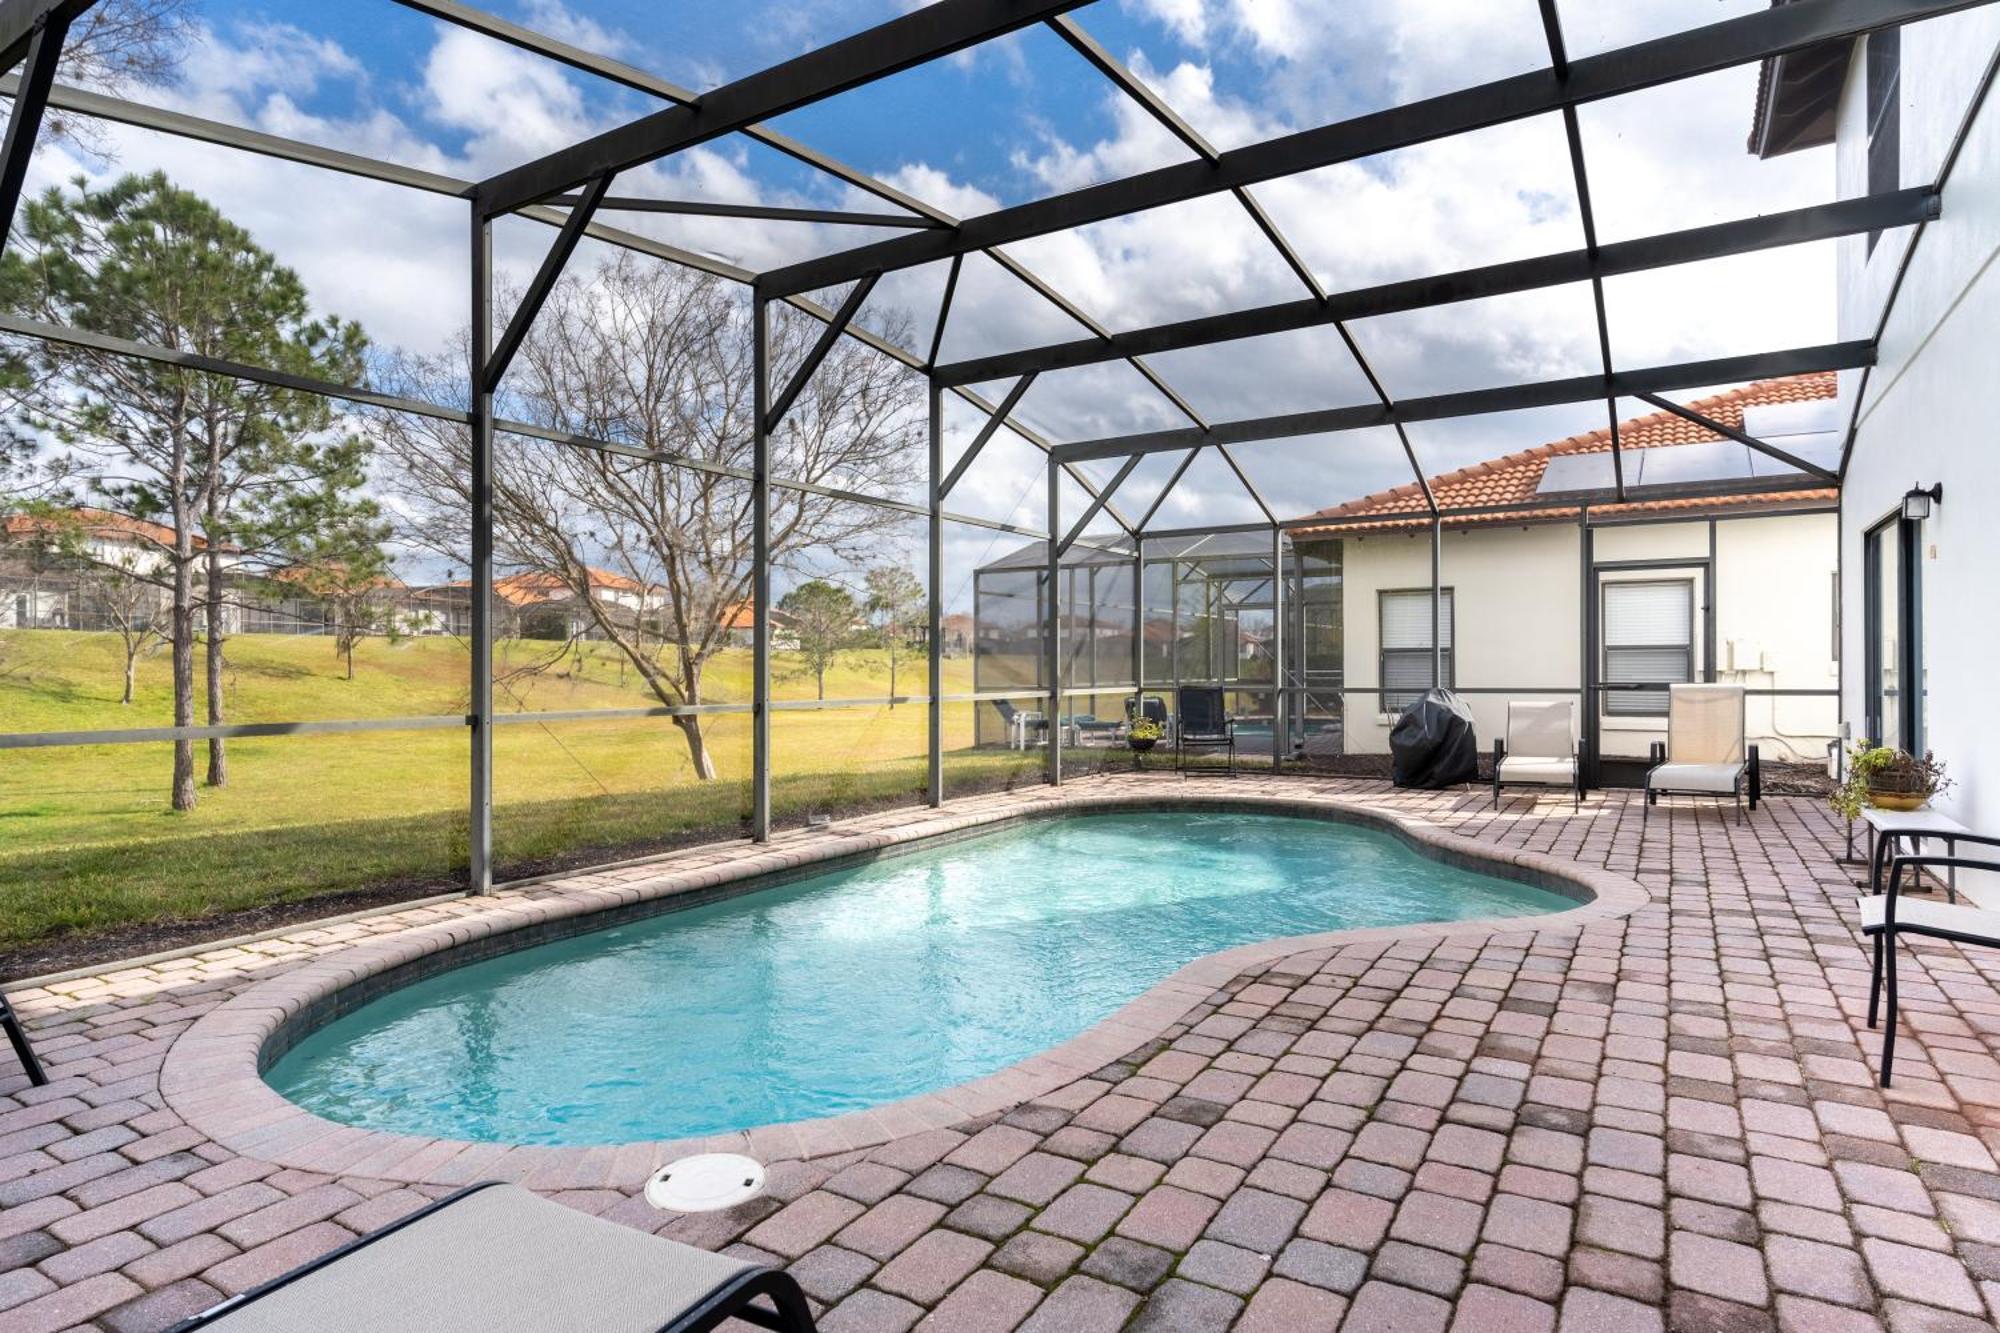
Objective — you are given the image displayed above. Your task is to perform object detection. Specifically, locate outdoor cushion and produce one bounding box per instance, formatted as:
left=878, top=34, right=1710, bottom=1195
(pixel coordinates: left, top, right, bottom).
left=1667, top=684, right=1746, bottom=765
left=1858, top=893, right=2000, bottom=939
left=1648, top=761, right=1743, bottom=794
left=1506, top=702, right=1575, bottom=760
left=178, top=1183, right=756, bottom=1333
left=1497, top=757, right=1575, bottom=786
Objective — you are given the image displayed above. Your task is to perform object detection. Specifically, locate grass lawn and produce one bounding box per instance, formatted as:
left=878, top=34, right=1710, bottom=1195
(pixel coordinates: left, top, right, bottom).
left=0, top=630, right=1047, bottom=964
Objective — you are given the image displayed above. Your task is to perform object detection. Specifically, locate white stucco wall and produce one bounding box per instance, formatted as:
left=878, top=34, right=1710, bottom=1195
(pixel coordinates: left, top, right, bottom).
left=1715, top=513, right=1842, bottom=762
left=1341, top=513, right=1838, bottom=762
left=1837, top=12, right=2000, bottom=844
left=1340, top=523, right=1580, bottom=754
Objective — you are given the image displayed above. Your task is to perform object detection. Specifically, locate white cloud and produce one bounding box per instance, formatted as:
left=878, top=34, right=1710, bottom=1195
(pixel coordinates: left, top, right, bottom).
left=177, top=21, right=363, bottom=102
left=521, top=0, right=639, bottom=60
left=1126, top=0, right=1211, bottom=49
left=420, top=26, right=596, bottom=169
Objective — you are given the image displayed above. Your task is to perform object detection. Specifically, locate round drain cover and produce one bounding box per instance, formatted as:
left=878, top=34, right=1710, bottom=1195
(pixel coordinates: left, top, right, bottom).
left=645, top=1153, right=767, bottom=1213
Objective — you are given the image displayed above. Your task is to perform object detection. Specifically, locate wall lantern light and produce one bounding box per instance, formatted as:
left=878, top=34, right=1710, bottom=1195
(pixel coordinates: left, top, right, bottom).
left=1901, top=483, right=1942, bottom=522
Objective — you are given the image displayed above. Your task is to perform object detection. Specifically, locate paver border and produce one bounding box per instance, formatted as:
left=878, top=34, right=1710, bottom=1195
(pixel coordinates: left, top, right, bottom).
left=157, top=785, right=1649, bottom=1191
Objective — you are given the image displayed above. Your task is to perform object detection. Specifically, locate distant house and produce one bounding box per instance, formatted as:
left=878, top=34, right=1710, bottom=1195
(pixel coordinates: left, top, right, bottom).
left=2, top=507, right=471, bottom=639
left=1292, top=373, right=1843, bottom=766
left=713, top=598, right=800, bottom=650
left=478, top=568, right=656, bottom=641
left=0, top=507, right=241, bottom=632
left=2, top=513, right=844, bottom=653
left=940, top=612, right=973, bottom=657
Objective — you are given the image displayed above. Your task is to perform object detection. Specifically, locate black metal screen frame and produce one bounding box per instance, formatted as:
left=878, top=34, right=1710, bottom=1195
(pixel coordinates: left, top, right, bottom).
left=0, top=0, right=1982, bottom=900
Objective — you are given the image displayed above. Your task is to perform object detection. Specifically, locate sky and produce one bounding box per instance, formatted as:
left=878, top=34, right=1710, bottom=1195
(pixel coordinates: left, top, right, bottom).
left=20, top=0, right=1886, bottom=606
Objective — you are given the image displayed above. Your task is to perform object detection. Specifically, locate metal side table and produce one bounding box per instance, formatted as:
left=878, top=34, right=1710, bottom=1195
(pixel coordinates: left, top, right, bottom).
left=1862, top=806, right=1970, bottom=902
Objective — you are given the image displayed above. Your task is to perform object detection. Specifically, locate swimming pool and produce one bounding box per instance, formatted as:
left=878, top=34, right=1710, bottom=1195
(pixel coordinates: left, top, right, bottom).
left=266, top=811, right=1573, bottom=1145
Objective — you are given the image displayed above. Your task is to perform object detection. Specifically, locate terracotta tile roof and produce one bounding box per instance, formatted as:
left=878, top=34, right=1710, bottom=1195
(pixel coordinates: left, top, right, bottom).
left=448, top=568, right=649, bottom=607
left=2, top=505, right=229, bottom=551
left=1291, top=373, right=1838, bottom=536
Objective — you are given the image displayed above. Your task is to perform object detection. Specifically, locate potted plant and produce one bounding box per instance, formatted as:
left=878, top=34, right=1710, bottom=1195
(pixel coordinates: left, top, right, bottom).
left=1127, top=717, right=1163, bottom=752
left=1831, top=742, right=1951, bottom=818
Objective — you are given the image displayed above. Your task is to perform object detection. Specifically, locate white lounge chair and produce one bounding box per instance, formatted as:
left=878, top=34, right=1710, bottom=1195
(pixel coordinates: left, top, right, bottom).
left=168, top=1181, right=816, bottom=1333
left=1492, top=700, right=1583, bottom=809
left=1644, top=683, right=1760, bottom=824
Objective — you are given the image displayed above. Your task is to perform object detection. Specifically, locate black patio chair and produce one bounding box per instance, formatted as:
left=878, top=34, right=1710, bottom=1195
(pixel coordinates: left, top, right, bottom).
left=1, top=990, right=47, bottom=1086
left=1175, top=685, right=1236, bottom=777
left=1863, top=836, right=2000, bottom=1087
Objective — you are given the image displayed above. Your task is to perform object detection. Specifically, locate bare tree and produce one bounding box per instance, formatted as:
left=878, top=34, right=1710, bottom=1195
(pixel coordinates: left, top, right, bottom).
left=374, top=255, right=924, bottom=779
left=90, top=548, right=166, bottom=704
left=865, top=564, right=924, bottom=704
left=0, top=508, right=163, bottom=701
left=285, top=505, right=394, bottom=681
left=45, top=1, right=192, bottom=151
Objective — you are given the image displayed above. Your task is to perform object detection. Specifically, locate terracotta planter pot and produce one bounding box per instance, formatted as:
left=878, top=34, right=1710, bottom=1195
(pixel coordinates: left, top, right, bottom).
left=1867, top=787, right=1929, bottom=812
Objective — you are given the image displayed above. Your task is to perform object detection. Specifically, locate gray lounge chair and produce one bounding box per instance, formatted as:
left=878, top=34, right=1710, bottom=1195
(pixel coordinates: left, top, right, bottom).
left=991, top=698, right=1048, bottom=750
left=1492, top=700, right=1584, bottom=810
left=168, top=1181, right=815, bottom=1333
left=1643, top=683, right=1760, bottom=824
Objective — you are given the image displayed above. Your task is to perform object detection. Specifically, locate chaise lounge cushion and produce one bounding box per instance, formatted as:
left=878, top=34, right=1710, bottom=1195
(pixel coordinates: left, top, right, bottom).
left=1648, top=761, right=1743, bottom=794
left=180, top=1183, right=756, bottom=1333
left=1496, top=757, right=1575, bottom=786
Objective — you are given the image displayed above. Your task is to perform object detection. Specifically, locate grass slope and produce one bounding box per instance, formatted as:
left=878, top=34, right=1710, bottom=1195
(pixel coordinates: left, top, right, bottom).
left=0, top=630, right=1039, bottom=957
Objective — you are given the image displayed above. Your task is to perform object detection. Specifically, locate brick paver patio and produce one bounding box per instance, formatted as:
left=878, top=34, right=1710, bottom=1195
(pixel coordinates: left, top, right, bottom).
left=5, top=774, right=2000, bottom=1332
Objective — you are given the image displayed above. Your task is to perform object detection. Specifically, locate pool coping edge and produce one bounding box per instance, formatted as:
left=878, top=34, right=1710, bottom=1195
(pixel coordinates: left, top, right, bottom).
left=156, top=783, right=1650, bottom=1190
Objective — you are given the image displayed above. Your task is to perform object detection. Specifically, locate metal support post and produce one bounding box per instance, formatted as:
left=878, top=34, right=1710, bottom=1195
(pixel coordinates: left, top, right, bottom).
left=1706, top=518, right=1720, bottom=682
left=1045, top=456, right=1062, bottom=786
left=1580, top=513, right=1597, bottom=787
left=1132, top=536, right=1144, bottom=695
left=0, top=6, right=68, bottom=245
left=1431, top=516, right=1444, bottom=690
left=927, top=379, right=943, bottom=806
left=752, top=297, right=773, bottom=839
left=467, top=208, right=495, bottom=894
left=1271, top=525, right=1285, bottom=766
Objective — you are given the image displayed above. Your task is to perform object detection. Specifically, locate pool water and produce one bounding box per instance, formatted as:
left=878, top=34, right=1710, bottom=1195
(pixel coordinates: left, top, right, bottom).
left=267, top=812, right=1571, bottom=1145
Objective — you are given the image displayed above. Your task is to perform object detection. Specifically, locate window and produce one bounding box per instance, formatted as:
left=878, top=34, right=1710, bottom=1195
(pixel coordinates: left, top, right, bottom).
left=1867, top=27, right=1901, bottom=254
left=1601, top=580, right=1693, bottom=717
left=1379, top=588, right=1452, bottom=713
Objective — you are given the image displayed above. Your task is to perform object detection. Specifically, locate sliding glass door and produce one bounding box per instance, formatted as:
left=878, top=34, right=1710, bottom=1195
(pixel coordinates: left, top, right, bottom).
left=1864, top=515, right=1923, bottom=751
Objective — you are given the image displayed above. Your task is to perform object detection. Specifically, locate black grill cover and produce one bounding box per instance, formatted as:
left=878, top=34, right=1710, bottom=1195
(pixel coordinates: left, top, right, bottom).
left=1389, top=688, right=1479, bottom=789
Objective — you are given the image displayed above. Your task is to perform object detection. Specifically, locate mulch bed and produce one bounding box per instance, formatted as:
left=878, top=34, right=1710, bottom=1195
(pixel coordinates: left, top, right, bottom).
left=1303, top=752, right=1833, bottom=797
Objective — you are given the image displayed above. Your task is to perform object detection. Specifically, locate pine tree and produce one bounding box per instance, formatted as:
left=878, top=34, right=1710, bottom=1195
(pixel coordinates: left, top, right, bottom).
left=2, top=172, right=372, bottom=809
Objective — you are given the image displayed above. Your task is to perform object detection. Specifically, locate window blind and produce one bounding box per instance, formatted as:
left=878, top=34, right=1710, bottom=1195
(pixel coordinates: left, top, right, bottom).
left=1381, top=589, right=1453, bottom=650
left=1603, top=581, right=1689, bottom=646
left=1602, top=580, right=1691, bottom=717
left=1381, top=589, right=1453, bottom=712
